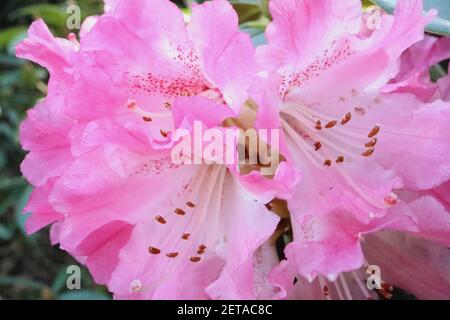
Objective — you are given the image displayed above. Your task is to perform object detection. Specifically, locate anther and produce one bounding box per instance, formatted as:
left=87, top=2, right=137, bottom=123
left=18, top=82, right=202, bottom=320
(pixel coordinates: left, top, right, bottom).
left=181, top=233, right=191, bottom=240
left=384, top=192, right=398, bottom=206
left=155, top=215, right=166, bottom=224
left=197, top=244, right=207, bottom=254
left=163, top=102, right=172, bottom=110
left=160, top=129, right=169, bottom=138
left=362, top=148, right=375, bottom=157
left=368, top=126, right=380, bottom=138
left=189, top=256, right=201, bottom=262
left=341, top=112, right=352, bottom=125
left=126, top=99, right=137, bottom=109
left=166, top=252, right=179, bottom=258
left=186, top=201, right=196, bottom=208
left=175, top=208, right=186, bottom=216
left=325, top=120, right=337, bottom=129
left=148, top=246, right=161, bottom=254
left=336, top=156, right=344, bottom=163
left=323, top=286, right=329, bottom=296
left=314, top=141, right=322, bottom=151
left=315, top=120, right=322, bottom=130
left=324, top=159, right=332, bottom=167
left=365, top=138, right=377, bottom=148
left=142, top=116, right=152, bottom=122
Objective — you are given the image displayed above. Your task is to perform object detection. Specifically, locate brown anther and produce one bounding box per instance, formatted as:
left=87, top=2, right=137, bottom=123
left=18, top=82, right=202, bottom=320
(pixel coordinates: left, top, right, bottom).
left=163, top=102, right=172, bottom=110
left=160, top=129, right=169, bottom=138
left=126, top=100, right=136, bottom=109
left=148, top=246, right=161, bottom=254
left=142, top=116, right=152, bottom=122
left=368, top=125, right=380, bottom=138
left=189, top=256, right=201, bottom=262
left=175, top=208, right=186, bottom=216
left=325, top=120, right=337, bottom=129
left=197, top=248, right=205, bottom=255
left=314, top=141, right=322, bottom=151
left=324, top=159, right=332, bottom=167
left=186, top=201, right=196, bottom=208
left=362, top=148, right=375, bottom=157
left=365, top=138, right=377, bottom=148
left=198, top=244, right=207, bottom=250
left=155, top=215, right=166, bottom=224
left=381, top=283, right=394, bottom=292
left=336, top=156, right=344, bottom=163
left=354, top=107, right=366, bottom=116
left=378, top=288, right=393, bottom=300
left=341, top=112, right=352, bottom=125
left=323, top=286, right=329, bottom=296
left=315, top=120, right=322, bottom=130
left=166, top=252, right=179, bottom=258
left=181, top=233, right=190, bottom=240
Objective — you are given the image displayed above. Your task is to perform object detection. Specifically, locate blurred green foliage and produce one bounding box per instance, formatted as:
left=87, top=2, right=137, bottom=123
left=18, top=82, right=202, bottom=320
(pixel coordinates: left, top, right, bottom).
left=0, top=0, right=108, bottom=300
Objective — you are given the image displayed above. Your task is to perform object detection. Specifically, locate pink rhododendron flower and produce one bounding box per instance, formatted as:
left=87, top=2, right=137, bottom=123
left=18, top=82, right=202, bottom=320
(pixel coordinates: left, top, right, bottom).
left=383, top=35, right=450, bottom=102
left=16, top=0, right=298, bottom=299
left=255, top=0, right=450, bottom=299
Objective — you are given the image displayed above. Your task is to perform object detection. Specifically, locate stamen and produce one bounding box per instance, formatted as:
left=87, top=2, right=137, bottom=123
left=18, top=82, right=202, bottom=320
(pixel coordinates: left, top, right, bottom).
left=175, top=208, right=186, bottom=216
left=383, top=192, right=398, bottom=206
left=181, top=233, right=190, bottom=240
left=189, top=256, right=201, bottom=262
left=361, top=148, right=374, bottom=157
left=318, top=276, right=331, bottom=300
left=186, top=201, right=196, bottom=208
left=155, top=215, right=166, bottom=224
left=315, top=120, right=322, bottom=130
left=341, top=112, right=352, bottom=125
left=365, top=138, right=377, bottom=148
left=336, top=156, right=344, bottom=163
left=354, top=107, right=366, bottom=116
left=368, top=125, right=380, bottom=138
left=314, top=141, right=322, bottom=151
left=325, top=120, right=338, bottom=129
left=125, top=99, right=170, bottom=121
left=339, top=274, right=353, bottom=300
left=148, top=246, right=161, bottom=254
left=163, top=102, right=172, bottom=110
left=129, top=279, right=142, bottom=293
left=351, top=271, right=371, bottom=299
left=324, top=159, right=332, bottom=167
left=333, top=281, right=345, bottom=300
left=166, top=252, right=179, bottom=258
left=160, top=129, right=169, bottom=138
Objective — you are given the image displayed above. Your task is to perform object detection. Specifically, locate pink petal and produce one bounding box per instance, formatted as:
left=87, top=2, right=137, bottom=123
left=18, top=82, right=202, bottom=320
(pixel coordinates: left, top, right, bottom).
left=363, top=231, right=450, bottom=299
left=189, top=0, right=257, bottom=112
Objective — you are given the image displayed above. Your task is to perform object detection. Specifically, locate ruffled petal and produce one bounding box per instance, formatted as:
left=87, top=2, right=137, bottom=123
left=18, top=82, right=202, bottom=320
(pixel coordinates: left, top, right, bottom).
left=189, top=0, right=257, bottom=111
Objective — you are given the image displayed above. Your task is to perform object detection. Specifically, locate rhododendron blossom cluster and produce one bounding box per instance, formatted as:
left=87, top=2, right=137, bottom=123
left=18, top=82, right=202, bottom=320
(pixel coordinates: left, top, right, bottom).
left=16, top=0, right=450, bottom=300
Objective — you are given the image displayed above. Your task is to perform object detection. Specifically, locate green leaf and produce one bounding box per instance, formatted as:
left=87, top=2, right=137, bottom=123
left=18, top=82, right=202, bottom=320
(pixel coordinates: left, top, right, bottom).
left=13, top=4, right=67, bottom=30
left=14, top=186, right=33, bottom=236
left=58, top=290, right=111, bottom=300
left=0, top=275, right=46, bottom=290
left=0, top=224, right=13, bottom=240
left=230, top=1, right=262, bottom=24
left=0, top=26, right=27, bottom=49
left=370, top=0, right=450, bottom=35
